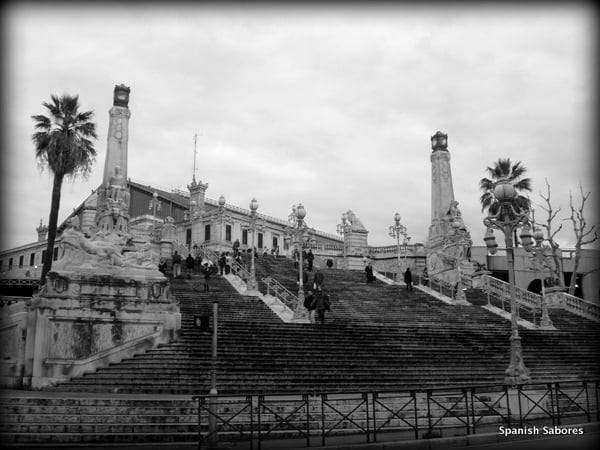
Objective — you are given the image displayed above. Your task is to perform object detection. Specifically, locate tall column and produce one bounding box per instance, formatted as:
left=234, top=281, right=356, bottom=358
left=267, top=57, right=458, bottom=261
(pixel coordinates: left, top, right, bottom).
left=102, top=84, right=131, bottom=186
left=95, top=84, right=132, bottom=236
left=428, top=131, right=455, bottom=244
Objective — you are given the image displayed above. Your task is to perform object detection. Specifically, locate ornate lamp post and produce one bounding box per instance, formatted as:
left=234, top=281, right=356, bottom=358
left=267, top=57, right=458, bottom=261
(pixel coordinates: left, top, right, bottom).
left=336, top=212, right=351, bottom=267
left=529, top=224, right=554, bottom=328
left=389, top=213, right=407, bottom=278
left=217, top=195, right=226, bottom=252
left=403, top=235, right=411, bottom=268
left=483, top=180, right=531, bottom=385
left=247, top=198, right=259, bottom=292
left=148, top=191, right=161, bottom=242
left=207, top=296, right=219, bottom=446
left=292, top=203, right=308, bottom=321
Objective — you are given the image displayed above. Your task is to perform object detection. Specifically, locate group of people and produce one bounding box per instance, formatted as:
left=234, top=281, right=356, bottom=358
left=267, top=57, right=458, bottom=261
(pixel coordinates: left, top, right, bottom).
left=293, top=248, right=315, bottom=271
left=302, top=268, right=329, bottom=324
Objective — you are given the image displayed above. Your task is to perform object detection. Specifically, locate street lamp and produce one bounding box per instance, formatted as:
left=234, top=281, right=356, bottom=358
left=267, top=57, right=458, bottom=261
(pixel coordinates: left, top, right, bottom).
left=403, top=235, right=411, bottom=268
left=389, top=213, right=407, bottom=278
left=292, top=203, right=308, bottom=321
left=336, top=212, right=351, bottom=267
left=217, top=195, right=226, bottom=252
left=528, top=224, right=554, bottom=328
left=483, top=179, right=531, bottom=385
left=208, top=296, right=219, bottom=445
left=148, top=191, right=161, bottom=242
left=247, top=198, right=259, bottom=292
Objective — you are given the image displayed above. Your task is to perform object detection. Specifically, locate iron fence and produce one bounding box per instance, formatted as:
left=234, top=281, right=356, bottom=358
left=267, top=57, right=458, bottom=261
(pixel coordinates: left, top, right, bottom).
left=192, top=379, right=598, bottom=449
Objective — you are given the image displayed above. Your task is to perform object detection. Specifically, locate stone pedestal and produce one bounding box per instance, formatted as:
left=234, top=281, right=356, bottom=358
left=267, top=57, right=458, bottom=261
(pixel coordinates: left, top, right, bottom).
left=345, top=230, right=368, bottom=256
left=20, top=270, right=179, bottom=389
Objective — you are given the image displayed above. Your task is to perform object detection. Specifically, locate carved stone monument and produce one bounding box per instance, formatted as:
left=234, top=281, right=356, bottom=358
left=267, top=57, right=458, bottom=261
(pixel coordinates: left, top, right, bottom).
left=14, top=85, right=180, bottom=389
left=343, top=210, right=370, bottom=270
left=425, top=132, right=474, bottom=300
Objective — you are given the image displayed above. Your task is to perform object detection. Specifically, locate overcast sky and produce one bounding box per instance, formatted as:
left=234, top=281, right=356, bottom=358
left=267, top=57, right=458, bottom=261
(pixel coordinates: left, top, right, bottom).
left=1, top=2, right=597, bottom=252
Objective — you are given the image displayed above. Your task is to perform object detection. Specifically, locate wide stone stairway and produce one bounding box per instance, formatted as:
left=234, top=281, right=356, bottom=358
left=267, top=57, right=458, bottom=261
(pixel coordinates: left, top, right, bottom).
left=2, top=257, right=599, bottom=445
left=41, top=257, right=600, bottom=393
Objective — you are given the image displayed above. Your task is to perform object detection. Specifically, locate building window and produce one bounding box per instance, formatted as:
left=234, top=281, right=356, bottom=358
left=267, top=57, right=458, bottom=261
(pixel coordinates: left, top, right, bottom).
left=19, top=255, right=24, bottom=268
left=272, top=236, right=279, bottom=251
left=30, top=253, right=35, bottom=266
left=53, top=247, right=59, bottom=261
left=225, top=224, right=232, bottom=242
left=0, top=260, right=3, bottom=272
left=258, top=233, right=263, bottom=249
left=242, top=229, right=248, bottom=246
left=9, top=258, right=13, bottom=271
left=205, top=224, right=211, bottom=241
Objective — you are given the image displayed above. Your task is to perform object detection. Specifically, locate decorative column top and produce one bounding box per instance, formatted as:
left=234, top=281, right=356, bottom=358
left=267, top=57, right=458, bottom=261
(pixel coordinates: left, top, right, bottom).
left=113, top=84, right=131, bottom=107
left=431, top=131, right=448, bottom=152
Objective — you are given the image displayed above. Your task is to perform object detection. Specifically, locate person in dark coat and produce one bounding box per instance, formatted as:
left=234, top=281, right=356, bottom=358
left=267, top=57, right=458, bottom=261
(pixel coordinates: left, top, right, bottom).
left=218, top=252, right=226, bottom=276
left=304, top=290, right=316, bottom=323
left=185, top=254, right=195, bottom=279
left=306, top=249, right=314, bottom=271
left=172, top=251, right=182, bottom=278
left=313, top=269, right=324, bottom=292
left=365, top=262, right=375, bottom=283
left=404, top=267, right=413, bottom=291
left=201, top=261, right=215, bottom=292
left=158, top=258, right=167, bottom=275
left=312, top=290, right=329, bottom=324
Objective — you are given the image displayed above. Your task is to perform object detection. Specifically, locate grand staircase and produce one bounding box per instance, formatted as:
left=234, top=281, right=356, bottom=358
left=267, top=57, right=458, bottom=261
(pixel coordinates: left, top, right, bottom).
left=2, top=257, right=599, bottom=445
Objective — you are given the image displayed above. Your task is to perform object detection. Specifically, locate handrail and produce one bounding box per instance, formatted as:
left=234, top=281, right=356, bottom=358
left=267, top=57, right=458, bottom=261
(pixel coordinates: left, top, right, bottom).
left=481, top=275, right=541, bottom=310
left=262, top=276, right=299, bottom=311
left=560, top=291, right=600, bottom=322
left=428, top=275, right=458, bottom=301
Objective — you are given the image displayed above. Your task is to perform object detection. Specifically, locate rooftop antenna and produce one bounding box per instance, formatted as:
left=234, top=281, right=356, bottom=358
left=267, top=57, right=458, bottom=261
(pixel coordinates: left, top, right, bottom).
left=192, top=133, right=200, bottom=182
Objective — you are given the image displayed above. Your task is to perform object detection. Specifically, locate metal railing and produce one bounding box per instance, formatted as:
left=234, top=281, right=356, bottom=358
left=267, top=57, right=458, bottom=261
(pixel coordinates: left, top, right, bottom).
left=261, top=276, right=298, bottom=311
left=192, top=379, right=599, bottom=449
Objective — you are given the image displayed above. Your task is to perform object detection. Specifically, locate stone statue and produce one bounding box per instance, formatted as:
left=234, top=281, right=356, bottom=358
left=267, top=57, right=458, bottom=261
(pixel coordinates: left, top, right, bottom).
left=108, top=166, right=125, bottom=202
left=54, top=216, right=159, bottom=273
left=345, top=210, right=367, bottom=232
left=446, top=200, right=466, bottom=230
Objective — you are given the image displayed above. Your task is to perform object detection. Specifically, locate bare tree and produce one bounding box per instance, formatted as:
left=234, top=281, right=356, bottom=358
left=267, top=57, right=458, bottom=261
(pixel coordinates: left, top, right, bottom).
left=567, top=184, right=598, bottom=296
left=537, top=179, right=565, bottom=287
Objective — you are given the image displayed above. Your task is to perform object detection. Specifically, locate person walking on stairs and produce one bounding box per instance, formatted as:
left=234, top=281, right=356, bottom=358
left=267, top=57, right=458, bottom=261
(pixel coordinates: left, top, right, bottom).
left=304, top=290, right=316, bottom=323
left=365, top=262, right=375, bottom=283
left=185, top=253, right=195, bottom=279
left=172, top=251, right=182, bottom=278
left=313, top=269, right=324, bottom=292
left=404, top=267, right=413, bottom=291
left=201, top=261, right=216, bottom=292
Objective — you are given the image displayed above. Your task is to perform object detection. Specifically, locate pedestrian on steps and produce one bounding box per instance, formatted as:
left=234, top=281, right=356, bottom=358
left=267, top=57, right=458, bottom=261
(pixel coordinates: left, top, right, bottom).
left=312, top=290, right=330, bottom=324
left=201, top=261, right=216, bottom=292
left=172, top=251, right=182, bottom=278
left=304, top=290, right=316, bottom=323
left=313, top=269, right=324, bottom=292
left=185, top=253, right=195, bottom=279
left=404, top=267, right=413, bottom=291
left=365, top=262, right=375, bottom=283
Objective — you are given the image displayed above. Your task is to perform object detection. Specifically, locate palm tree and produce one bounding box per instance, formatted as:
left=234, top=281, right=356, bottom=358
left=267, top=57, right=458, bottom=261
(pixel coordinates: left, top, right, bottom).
left=32, top=94, right=98, bottom=284
left=479, top=158, right=532, bottom=215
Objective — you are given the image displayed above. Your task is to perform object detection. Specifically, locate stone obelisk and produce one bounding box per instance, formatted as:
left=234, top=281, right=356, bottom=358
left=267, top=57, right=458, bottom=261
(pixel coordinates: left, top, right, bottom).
left=426, top=131, right=472, bottom=295
left=102, top=84, right=131, bottom=186
left=96, top=84, right=132, bottom=236
left=427, top=130, right=455, bottom=246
